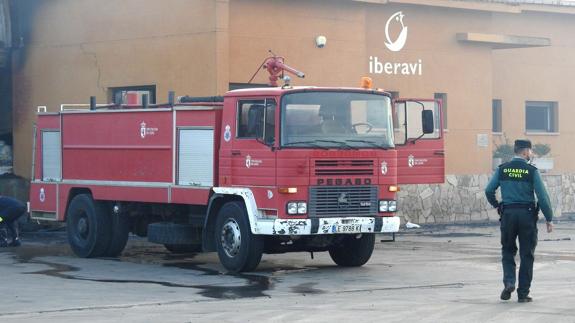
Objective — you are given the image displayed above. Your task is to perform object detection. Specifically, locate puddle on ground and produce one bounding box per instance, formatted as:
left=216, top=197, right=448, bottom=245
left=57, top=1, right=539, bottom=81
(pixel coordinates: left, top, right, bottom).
left=4, top=233, right=284, bottom=299
left=290, top=282, right=326, bottom=295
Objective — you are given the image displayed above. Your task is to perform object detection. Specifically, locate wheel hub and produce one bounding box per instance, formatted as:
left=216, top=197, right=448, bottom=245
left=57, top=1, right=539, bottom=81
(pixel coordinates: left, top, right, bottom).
left=221, top=218, right=241, bottom=258
left=77, top=217, right=89, bottom=239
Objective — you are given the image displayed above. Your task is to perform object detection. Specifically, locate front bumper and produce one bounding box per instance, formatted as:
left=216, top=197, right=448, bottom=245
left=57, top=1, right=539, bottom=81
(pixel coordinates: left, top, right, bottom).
left=254, top=216, right=400, bottom=236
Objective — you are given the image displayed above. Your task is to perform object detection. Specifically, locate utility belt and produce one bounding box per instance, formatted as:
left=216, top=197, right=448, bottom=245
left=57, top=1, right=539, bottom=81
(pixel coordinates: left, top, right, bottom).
left=502, top=203, right=536, bottom=210
left=499, top=203, right=540, bottom=220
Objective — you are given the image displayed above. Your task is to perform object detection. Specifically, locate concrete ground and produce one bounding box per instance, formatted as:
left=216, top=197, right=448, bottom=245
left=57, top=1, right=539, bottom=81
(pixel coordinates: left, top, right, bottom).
left=1, top=221, right=574, bottom=323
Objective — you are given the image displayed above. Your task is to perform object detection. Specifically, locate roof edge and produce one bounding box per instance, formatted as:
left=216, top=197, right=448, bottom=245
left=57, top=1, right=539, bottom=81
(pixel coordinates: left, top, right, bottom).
left=353, top=0, right=575, bottom=14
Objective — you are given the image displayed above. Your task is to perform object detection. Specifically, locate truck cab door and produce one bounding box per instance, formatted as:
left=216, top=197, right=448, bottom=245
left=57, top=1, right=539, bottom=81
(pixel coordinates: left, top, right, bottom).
left=394, top=99, right=444, bottom=184
left=230, top=98, right=277, bottom=187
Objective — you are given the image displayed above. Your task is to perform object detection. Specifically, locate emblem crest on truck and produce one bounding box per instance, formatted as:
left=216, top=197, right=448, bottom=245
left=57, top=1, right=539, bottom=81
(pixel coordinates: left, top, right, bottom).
left=381, top=161, right=388, bottom=175
left=224, top=125, right=231, bottom=142
left=39, top=188, right=45, bottom=203
left=408, top=155, right=415, bottom=168
left=140, top=121, right=147, bottom=138
left=139, top=121, right=158, bottom=138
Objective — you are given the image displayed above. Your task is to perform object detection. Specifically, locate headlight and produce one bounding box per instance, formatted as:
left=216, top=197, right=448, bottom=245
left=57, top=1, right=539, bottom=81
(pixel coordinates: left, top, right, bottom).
left=287, top=202, right=298, bottom=215
left=287, top=201, right=307, bottom=215
left=379, top=200, right=388, bottom=212
left=388, top=200, right=397, bottom=212
left=297, top=202, right=307, bottom=214
left=379, top=200, right=397, bottom=212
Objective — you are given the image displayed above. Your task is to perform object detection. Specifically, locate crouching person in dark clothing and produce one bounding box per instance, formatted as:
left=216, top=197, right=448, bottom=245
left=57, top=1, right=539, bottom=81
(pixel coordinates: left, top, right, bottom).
left=0, top=196, right=27, bottom=247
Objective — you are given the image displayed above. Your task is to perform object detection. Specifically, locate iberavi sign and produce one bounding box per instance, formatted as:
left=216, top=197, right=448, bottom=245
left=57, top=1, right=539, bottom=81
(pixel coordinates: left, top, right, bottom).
left=369, top=11, right=423, bottom=76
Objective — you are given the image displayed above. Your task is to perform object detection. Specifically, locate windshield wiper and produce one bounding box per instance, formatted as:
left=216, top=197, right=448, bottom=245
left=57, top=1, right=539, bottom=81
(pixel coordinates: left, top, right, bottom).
left=283, top=141, right=328, bottom=149
left=345, top=139, right=389, bottom=150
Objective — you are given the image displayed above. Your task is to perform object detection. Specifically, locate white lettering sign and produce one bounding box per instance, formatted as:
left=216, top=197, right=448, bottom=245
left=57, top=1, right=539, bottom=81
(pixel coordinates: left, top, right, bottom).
left=369, top=11, right=423, bottom=77
left=140, top=121, right=158, bottom=138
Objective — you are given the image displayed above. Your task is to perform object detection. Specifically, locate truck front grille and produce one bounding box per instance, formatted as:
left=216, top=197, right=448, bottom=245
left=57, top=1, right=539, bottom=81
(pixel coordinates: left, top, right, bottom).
left=314, top=160, right=374, bottom=176
left=308, top=186, right=378, bottom=217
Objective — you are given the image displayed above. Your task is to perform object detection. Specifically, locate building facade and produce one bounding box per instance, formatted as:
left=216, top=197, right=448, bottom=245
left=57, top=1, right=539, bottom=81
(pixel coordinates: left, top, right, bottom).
left=9, top=0, right=575, bottom=222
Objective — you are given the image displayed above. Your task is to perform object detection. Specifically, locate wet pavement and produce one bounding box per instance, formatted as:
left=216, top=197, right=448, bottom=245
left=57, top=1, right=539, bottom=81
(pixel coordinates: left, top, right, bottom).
left=2, top=221, right=575, bottom=322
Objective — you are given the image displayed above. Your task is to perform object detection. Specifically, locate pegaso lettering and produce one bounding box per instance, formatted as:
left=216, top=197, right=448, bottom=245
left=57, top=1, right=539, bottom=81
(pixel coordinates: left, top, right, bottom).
left=317, top=178, right=372, bottom=186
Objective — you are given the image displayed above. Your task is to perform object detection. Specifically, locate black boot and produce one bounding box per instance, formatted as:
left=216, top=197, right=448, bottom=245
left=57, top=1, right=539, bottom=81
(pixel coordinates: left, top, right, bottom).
left=518, top=296, right=533, bottom=303
left=500, top=285, right=515, bottom=300
left=6, top=220, right=20, bottom=247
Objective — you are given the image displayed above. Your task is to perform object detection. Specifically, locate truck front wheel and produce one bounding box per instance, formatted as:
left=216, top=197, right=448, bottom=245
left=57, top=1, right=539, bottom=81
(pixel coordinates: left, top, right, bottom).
left=66, top=194, right=112, bottom=258
left=215, top=201, right=263, bottom=272
left=328, top=233, right=375, bottom=267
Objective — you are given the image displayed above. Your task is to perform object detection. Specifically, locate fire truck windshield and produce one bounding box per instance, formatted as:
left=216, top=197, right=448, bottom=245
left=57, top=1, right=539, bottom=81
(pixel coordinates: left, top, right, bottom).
left=281, top=91, right=394, bottom=149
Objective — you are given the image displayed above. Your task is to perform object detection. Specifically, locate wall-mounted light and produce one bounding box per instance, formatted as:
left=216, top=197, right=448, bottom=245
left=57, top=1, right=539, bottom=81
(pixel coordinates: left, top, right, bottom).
left=315, top=35, right=327, bottom=48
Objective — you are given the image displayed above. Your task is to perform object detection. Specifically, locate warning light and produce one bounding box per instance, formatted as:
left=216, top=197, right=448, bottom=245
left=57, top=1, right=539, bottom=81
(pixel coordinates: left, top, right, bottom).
left=361, top=77, right=373, bottom=89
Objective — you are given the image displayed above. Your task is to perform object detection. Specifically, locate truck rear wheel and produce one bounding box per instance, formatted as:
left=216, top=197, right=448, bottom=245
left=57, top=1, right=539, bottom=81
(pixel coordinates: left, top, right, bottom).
left=66, top=194, right=112, bottom=258
left=328, top=233, right=375, bottom=267
left=215, top=201, right=263, bottom=272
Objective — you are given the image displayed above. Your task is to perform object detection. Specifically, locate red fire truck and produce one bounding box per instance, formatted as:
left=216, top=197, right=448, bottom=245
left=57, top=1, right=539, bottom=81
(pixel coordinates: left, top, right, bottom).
left=29, top=57, right=444, bottom=272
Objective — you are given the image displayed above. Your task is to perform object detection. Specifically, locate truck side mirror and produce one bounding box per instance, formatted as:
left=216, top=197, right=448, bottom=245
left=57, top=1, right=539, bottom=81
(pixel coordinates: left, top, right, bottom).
left=422, top=110, right=434, bottom=134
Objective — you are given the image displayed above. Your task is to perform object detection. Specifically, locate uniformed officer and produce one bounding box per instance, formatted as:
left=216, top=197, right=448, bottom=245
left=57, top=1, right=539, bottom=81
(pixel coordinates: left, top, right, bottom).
left=485, top=139, right=553, bottom=303
left=0, top=195, right=27, bottom=247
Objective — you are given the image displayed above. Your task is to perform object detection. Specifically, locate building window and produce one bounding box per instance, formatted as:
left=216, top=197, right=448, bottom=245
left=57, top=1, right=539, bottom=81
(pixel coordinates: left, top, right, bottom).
left=109, top=85, right=156, bottom=105
left=525, top=101, right=558, bottom=133
left=434, top=93, right=447, bottom=129
left=492, top=99, right=502, bottom=133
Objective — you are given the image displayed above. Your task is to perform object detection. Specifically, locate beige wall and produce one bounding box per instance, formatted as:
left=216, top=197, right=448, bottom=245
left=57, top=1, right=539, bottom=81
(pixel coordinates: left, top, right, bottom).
left=11, top=0, right=575, bottom=179
left=12, top=0, right=224, bottom=177
left=492, top=11, right=575, bottom=173
left=229, top=1, right=495, bottom=175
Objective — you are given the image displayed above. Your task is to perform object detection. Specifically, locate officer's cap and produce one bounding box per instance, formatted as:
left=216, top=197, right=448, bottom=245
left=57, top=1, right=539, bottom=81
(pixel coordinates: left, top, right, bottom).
left=514, top=139, right=532, bottom=149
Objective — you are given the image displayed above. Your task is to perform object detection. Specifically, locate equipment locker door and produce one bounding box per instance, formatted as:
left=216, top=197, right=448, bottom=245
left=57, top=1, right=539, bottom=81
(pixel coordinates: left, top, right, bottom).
left=394, top=99, right=445, bottom=184
left=178, top=128, right=214, bottom=187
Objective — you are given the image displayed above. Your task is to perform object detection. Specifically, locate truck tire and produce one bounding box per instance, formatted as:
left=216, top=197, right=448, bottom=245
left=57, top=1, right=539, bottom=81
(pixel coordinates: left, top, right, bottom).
left=328, top=233, right=375, bottom=267
left=164, top=244, right=202, bottom=254
left=102, top=212, right=130, bottom=257
left=66, top=194, right=112, bottom=258
left=215, top=201, right=263, bottom=272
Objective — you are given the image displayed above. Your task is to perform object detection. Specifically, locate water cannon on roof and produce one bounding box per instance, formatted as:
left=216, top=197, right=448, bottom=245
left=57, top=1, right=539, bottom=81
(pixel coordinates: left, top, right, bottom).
left=248, top=50, right=305, bottom=87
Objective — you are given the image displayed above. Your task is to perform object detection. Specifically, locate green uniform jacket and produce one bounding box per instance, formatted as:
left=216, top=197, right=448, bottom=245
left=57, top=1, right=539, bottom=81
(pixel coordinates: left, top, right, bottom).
left=485, top=157, right=553, bottom=222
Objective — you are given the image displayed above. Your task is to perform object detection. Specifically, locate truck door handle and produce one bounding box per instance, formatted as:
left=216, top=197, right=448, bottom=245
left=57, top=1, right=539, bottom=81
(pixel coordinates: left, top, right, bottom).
left=231, top=150, right=241, bottom=156
left=434, top=150, right=445, bottom=156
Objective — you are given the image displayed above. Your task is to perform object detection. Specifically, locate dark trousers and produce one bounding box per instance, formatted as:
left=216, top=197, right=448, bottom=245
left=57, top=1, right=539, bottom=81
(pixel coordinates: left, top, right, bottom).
left=500, top=207, right=538, bottom=297
left=0, top=197, right=26, bottom=242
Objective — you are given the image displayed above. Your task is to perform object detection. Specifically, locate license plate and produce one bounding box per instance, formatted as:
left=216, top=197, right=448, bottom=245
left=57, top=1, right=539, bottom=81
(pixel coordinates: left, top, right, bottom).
left=335, top=224, right=362, bottom=233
